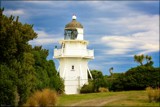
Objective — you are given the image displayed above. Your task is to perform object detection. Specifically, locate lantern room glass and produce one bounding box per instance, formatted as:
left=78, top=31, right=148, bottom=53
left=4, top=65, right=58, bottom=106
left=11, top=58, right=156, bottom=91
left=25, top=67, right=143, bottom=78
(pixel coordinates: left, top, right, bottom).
left=64, top=29, right=78, bottom=40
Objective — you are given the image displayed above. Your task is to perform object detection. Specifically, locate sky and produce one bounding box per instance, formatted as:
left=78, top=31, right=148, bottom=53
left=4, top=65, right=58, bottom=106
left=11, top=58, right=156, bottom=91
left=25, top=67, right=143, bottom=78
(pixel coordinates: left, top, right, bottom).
left=2, top=1, right=159, bottom=75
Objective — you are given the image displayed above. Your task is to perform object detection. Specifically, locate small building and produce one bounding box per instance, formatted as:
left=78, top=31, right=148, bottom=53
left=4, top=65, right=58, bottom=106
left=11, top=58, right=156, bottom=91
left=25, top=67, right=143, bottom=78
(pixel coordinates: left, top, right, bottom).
left=54, top=15, right=94, bottom=94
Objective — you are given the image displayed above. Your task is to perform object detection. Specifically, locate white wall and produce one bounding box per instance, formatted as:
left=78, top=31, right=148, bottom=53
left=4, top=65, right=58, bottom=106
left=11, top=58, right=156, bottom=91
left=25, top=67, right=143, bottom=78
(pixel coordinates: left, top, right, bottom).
left=54, top=38, right=94, bottom=94
left=59, top=58, right=88, bottom=94
left=77, top=28, right=83, bottom=40
left=64, top=41, right=87, bottom=50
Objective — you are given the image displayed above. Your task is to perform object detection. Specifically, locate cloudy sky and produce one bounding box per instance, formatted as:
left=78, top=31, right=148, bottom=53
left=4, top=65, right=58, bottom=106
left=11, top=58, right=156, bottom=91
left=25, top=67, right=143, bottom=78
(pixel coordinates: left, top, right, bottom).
left=2, top=1, right=159, bottom=75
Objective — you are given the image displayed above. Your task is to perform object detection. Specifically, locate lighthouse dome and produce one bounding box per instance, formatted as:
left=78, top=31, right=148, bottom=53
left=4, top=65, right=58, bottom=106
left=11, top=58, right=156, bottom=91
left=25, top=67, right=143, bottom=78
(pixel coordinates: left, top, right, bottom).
left=65, top=15, right=83, bottom=30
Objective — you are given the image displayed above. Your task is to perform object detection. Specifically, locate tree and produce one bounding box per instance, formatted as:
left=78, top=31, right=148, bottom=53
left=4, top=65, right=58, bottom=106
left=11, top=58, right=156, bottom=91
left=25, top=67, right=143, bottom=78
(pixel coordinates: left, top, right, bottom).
left=0, top=8, right=37, bottom=105
left=32, top=46, right=64, bottom=93
left=134, top=54, right=153, bottom=66
left=145, top=55, right=154, bottom=66
left=0, top=64, right=18, bottom=106
left=0, top=9, right=37, bottom=65
left=0, top=8, right=64, bottom=105
left=109, top=67, right=113, bottom=76
left=90, top=70, right=107, bottom=92
left=15, top=53, right=36, bottom=105
left=134, top=54, right=145, bottom=66
left=110, top=54, right=159, bottom=91
left=111, top=66, right=160, bottom=91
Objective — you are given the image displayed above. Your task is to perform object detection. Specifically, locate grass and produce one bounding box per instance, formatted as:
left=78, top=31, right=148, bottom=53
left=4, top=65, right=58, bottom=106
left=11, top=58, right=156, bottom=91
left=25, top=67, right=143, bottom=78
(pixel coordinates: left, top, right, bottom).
left=104, top=91, right=159, bottom=106
left=57, top=90, right=160, bottom=106
left=24, top=88, right=57, bottom=106
left=57, top=92, right=115, bottom=106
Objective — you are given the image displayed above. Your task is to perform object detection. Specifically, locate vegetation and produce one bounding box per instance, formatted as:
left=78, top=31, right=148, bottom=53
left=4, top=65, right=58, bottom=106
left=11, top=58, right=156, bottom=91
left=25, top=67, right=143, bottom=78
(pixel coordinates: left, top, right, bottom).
left=80, top=81, right=94, bottom=93
left=80, top=70, right=107, bottom=93
left=146, top=87, right=160, bottom=103
left=134, top=54, right=153, bottom=66
left=111, top=66, right=160, bottom=91
left=98, top=87, right=109, bottom=92
left=24, top=88, right=57, bottom=106
left=0, top=8, right=64, bottom=106
left=81, top=54, right=159, bottom=93
left=57, top=90, right=159, bottom=106
left=108, top=54, right=159, bottom=91
left=31, top=46, right=64, bottom=93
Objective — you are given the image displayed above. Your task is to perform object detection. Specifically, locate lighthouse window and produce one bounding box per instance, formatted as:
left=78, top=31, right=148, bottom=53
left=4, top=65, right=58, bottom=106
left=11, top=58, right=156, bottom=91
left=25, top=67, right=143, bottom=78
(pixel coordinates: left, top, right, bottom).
left=72, top=65, right=74, bottom=70
left=64, top=30, right=77, bottom=40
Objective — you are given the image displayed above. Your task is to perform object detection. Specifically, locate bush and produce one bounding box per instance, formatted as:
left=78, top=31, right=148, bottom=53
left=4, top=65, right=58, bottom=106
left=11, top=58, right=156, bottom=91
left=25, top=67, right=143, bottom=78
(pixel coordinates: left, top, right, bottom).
left=80, top=82, right=94, bottom=93
left=111, top=66, right=160, bottom=91
left=98, top=87, right=109, bottom=92
left=0, top=64, right=18, bottom=106
left=146, top=87, right=160, bottom=102
left=24, top=88, right=57, bottom=106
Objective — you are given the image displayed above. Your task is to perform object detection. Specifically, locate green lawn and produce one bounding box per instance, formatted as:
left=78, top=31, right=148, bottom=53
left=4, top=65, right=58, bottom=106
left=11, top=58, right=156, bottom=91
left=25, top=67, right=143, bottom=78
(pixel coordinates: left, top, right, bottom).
left=57, top=91, right=159, bottom=106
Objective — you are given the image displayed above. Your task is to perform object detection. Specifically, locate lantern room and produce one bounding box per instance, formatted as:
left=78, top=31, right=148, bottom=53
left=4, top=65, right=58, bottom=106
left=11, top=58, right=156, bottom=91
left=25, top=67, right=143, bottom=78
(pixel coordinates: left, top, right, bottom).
left=64, top=15, right=84, bottom=40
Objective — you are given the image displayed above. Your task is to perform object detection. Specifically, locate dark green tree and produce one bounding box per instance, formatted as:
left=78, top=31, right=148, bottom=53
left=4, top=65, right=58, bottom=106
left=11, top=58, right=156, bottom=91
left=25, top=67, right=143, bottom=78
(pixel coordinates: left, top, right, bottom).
left=145, top=55, right=154, bottom=66
left=0, top=8, right=37, bottom=105
left=32, top=46, right=64, bottom=93
left=0, top=64, right=18, bottom=106
left=134, top=54, right=153, bottom=66
left=0, top=8, right=64, bottom=106
left=134, top=54, right=145, bottom=66
left=111, top=55, right=159, bottom=91
left=89, top=70, right=107, bottom=92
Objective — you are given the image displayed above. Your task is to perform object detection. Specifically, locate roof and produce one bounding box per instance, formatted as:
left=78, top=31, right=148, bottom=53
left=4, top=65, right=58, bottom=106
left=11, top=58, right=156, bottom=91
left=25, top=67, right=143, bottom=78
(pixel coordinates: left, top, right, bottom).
left=65, top=16, right=83, bottom=30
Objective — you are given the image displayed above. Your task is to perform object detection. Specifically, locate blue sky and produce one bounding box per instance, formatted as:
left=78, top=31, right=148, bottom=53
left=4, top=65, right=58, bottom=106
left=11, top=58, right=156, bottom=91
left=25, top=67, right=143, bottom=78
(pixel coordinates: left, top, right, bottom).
left=2, top=1, right=159, bottom=75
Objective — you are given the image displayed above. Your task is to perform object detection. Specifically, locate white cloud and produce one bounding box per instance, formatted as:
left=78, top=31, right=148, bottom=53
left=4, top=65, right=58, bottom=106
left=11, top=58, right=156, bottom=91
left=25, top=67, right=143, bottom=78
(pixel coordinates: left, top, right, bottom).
left=115, top=15, right=159, bottom=32
left=100, top=13, right=159, bottom=55
left=24, top=1, right=68, bottom=7
left=29, top=30, right=62, bottom=45
left=101, top=31, right=159, bottom=55
left=4, top=9, right=25, bottom=16
left=89, top=63, right=103, bottom=71
left=103, top=61, right=132, bottom=65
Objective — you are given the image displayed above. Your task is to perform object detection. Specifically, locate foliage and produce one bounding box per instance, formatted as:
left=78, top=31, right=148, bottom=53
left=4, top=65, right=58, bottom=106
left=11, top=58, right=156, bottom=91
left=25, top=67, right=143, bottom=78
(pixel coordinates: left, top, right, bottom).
left=109, top=54, right=158, bottom=91
left=82, top=70, right=108, bottom=93
left=91, top=70, right=107, bottom=92
left=0, top=64, right=17, bottom=106
left=98, top=87, right=109, bottom=92
left=15, top=53, right=36, bottom=105
left=104, top=73, right=122, bottom=90
left=32, top=46, right=64, bottom=93
left=146, top=87, right=160, bottom=103
left=0, top=8, right=37, bottom=105
left=134, top=54, right=153, bottom=66
left=80, top=81, right=94, bottom=93
left=0, top=8, right=37, bottom=65
left=111, top=66, right=160, bottom=91
left=109, top=67, right=113, bottom=75
left=24, top=88, right=57, bottom=106
left=0, top=8, right=64, bottom=106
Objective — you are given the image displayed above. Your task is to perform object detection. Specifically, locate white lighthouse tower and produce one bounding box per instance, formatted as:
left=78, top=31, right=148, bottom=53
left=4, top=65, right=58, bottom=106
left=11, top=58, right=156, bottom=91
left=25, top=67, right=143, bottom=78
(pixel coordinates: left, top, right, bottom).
left=54, top=15, right=94, bottom=94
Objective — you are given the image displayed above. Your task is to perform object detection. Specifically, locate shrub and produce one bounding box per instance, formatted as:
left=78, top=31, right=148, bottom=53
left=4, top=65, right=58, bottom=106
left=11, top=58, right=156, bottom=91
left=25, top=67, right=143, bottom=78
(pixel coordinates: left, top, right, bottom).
left=80, top=82, right=94, bottom=93
left=24, top=88, right=57, bottom=106
left=111, top=66, right=160, bottom=91
left=146, top=87, right=160, bottom=102
left=98, top=87, right=109, bottom=92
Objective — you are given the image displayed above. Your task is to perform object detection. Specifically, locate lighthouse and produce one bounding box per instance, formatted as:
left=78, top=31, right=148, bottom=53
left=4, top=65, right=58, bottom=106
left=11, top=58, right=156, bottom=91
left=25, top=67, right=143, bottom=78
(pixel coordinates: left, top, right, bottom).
left=54, top=15, right=94, bottom=94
